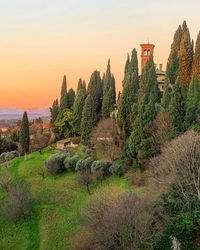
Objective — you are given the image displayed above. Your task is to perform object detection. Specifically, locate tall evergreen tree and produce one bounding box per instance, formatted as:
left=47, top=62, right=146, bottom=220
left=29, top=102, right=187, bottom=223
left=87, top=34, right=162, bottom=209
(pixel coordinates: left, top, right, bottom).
left=178, top=29, right=193, bottom=92
left=101, top=59, right=116, bottom=118
left=192, top=32, right=200, bottom=82
left=140, top=55, right=161, bottom=104
left=162, top=77, right=171, bottom=110
left=168, top=77, right=185, bottom=132
left=118, top=49, right=139, bottom=136
left=185, top=74, right=200, bottom=127
left=68, top=88, right=75, bottom=109
left=165, top=25, right=183, bottom=85
left=50, top=99, right=59, bottom=124
left=87, top=71, right=102, bottom=114
left=19, top=112, right=30, bottom=160
left=60, top=75, right=68, bottom=111
left=77, top=78, right=83, bottom=93
left=81, top=95, right=97, bottom=145
left=72, top=89, right=86, bottom=135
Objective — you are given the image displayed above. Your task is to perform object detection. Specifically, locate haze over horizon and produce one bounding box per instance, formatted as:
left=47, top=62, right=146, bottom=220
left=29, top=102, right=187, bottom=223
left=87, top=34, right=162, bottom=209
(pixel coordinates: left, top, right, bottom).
left=1, top=0, right=200, bottom=109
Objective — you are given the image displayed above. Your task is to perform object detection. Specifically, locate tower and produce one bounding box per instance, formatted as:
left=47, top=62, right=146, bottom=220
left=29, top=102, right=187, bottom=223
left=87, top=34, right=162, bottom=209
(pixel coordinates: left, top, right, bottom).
left=140, top=43, right=155, bottom=72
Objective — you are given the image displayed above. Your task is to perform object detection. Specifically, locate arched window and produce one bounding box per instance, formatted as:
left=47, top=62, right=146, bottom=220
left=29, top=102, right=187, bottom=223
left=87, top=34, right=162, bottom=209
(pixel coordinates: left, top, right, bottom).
left=147, top=50, right=151, bottom=56
left=144, top=49, right=147, bottom=56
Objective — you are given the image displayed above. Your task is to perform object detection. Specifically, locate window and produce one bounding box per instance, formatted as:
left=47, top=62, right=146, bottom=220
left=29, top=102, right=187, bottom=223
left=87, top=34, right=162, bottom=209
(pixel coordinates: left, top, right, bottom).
left=147, top=49, right=151, bottom=56
left=144, top=49, right=147, bottom=56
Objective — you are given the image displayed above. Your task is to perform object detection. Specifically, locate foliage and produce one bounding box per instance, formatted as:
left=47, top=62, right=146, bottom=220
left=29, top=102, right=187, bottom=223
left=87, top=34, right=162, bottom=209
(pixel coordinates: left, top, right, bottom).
left=67, top=88, right=75, bottom=109
left=50, top=99, right=59, bottom=124
left=109, top=164, right=124, bottom=177
left=192, top=31, right=200, bottom=82
left=117, top=49, right=139, bottom=135
left=101, top=59, right=116, bottom=118
left=75, top=157, right=94, bottom=172
left=53, top=108, right=74, bottom=140
left=87, top=70, right=103, bottom=114
left=91, top=160, right=112, bottom=180
left=72, top=89, right=86, bottom=135
left=45, top=153, right=68, bottom=175
left=81, top=95, right=97, bottom=145
left=60, top=75, right=68, bottom=112
left=178, top=24, right=193, bottom=92
left=64, top=155, right=80, bottom=171
left=19, top=112, right=30, bottom=156
left=168, top=77, right=185, bottom=132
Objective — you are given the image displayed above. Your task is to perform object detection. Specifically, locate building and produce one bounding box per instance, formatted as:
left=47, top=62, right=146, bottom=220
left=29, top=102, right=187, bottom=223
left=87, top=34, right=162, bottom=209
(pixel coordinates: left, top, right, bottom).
left=140, top=43, right=166, bottom=94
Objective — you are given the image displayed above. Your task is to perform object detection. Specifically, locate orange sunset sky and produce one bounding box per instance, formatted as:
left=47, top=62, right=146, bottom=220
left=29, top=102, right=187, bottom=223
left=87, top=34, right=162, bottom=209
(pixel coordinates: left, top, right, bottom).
left=0, top=0, right=200, bottom=109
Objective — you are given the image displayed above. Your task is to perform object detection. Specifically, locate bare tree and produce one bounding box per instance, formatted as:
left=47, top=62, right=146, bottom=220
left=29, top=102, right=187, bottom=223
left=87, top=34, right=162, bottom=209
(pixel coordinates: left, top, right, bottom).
left=90, top=118, right=125, bottom=162
left=2, top=183, right=33, bottom=222
left=82, top=192, right=160, bottom=250
left=77, top=169, right=94, bottom=195
left=149, top=130, right=200, bottom=209
left=146, top=111, right=174, bottom=154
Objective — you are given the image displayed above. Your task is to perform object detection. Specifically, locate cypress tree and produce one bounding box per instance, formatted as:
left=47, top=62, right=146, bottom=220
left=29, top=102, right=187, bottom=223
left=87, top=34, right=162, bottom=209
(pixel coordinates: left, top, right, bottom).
left=19, top=112, right=30, bottom=160
left=141, top=55, right=161, bottom=104
left=185, top=74, right=200, bottom=127
left=118, top=49, right=139, bottom=136
left=101, top=59, right=116, bottom=118
left=82, top=80, right=86, bottom=93
left=117, top=91, right=121, bottom=104
left=68, top=88, right=75, bottom=109
left=87, top=71, right=102, bottom=114
left=60, top=75, right=68, bottom=111
left=178, top=29, right=193, bottom=92
left=72, top=89, right=86, bottom=135
left=165, top=24, right=183, bottom=85
left=50, top=99, right=59, bottom=124
left=168, top=77, right=185, bottom=132
left=81, top=95, right=97, bottom=145
left=162, top=77, right=171, bottom=109
left=192, top=32, right=200, bottom=82
left=77, top=78, right=83, bottom=93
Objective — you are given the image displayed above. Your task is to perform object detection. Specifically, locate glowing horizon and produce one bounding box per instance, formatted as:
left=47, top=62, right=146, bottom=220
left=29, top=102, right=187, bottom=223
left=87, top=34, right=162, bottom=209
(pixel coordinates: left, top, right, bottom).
left=0, top=0, right=200, bottom=109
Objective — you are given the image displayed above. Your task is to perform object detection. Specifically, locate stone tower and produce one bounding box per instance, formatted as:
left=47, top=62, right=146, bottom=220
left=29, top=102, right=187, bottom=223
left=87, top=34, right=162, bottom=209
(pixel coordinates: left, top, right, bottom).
left=140, top=43, right=155, bottom=72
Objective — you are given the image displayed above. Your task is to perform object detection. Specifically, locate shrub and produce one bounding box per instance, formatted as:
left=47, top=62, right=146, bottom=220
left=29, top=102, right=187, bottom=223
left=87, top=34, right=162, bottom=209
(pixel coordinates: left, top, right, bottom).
left=91, top=160, right=112, bottom=180
left=64, top=155, right=80, bottom=171
left=0, top=170, right=13, bottom=192
left=0, top=152, right=7, bottom=164
left=75, top=157, right=94, bottom=172
left=5, top=151, right=19, bottom=162
left=109, top=164, right=124, bottom=177
left=45, top=153, right=68, bottom=175
left=2, top=183, right=33, bottom=222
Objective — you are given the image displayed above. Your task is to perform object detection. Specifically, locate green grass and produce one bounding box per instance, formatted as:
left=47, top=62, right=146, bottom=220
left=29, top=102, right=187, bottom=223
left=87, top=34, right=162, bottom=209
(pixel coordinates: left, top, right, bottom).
left=0, top=146, right=131, bottom=250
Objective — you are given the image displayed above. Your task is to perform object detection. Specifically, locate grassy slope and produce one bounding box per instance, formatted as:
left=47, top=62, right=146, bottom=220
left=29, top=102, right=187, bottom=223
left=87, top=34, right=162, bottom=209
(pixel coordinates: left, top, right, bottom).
left=0, top=147, right=132, bottom=250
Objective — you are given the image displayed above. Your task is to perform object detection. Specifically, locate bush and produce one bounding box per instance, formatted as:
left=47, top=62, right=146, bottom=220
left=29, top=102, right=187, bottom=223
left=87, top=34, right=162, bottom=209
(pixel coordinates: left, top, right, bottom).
left=64, top=155, right=80, bottom=171
left=75, top=157, right=94, bottom=172
left=0, top=152, right=7, bottom=164
left=109, top=164, right=124, bottom=177
left=0, top=151, right=18, bottom=164
left=0, top=170, right=13, bottom=192
left=91, top=160, right=112, bottom=179
left=1, top=183, right=33, bottom=222
left=5, top=151, right=19, bottom=162
left=45, top=153, right=68, bottom=175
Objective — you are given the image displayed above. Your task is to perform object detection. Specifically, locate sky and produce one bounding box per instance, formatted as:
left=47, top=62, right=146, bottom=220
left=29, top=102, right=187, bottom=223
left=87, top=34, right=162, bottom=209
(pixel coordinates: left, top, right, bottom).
left=0, top=0, right=200, bottom=109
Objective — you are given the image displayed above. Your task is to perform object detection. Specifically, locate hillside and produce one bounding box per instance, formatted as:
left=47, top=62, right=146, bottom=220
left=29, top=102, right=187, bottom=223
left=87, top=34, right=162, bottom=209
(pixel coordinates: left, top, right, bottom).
left=0, top=147, right=132, bottom=250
